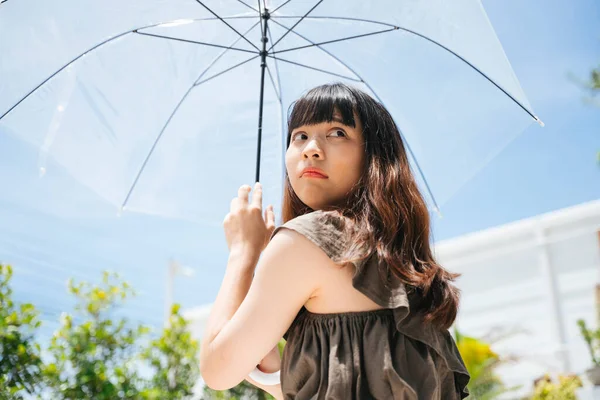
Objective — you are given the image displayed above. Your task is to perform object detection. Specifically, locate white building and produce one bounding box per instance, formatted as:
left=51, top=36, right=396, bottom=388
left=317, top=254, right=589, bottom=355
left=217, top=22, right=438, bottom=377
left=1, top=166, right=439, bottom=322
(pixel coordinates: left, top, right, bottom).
left=184, top=199, right=600, bottom=397
left=435, top=199, right=600, bottom=397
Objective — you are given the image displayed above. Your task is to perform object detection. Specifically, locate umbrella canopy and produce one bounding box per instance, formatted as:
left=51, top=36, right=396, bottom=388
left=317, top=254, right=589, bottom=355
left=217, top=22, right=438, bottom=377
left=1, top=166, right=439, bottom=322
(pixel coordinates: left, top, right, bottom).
left=0, top=0, right=542, bottom=224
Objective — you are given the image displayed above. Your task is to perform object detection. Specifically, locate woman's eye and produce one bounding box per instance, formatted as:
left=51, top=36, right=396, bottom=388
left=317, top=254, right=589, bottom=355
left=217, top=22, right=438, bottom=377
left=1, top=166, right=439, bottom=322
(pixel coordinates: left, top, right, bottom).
left=292, top=132, right=307, bottom=141
left=329, top=130, right=346, bottom=138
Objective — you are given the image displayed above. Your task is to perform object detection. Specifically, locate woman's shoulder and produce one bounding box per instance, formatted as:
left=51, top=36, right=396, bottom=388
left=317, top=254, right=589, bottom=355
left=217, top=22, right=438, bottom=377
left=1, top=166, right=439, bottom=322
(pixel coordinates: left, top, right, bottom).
left=277, top=210, right=350, bottom=231
left=270, top=210, right=353, bottom=263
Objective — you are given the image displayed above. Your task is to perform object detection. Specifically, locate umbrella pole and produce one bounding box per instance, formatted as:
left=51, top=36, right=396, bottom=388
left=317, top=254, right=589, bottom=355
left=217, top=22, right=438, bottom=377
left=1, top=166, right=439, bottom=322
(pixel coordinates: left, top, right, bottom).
left=255, top=8, right=270, bottom=183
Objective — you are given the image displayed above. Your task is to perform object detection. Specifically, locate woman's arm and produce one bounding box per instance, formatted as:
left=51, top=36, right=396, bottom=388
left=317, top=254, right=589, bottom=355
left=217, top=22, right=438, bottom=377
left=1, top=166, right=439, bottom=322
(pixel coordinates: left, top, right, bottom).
left=200, top=249, right=282, bottom=398
left=199, top=247, right=258, bottom=371
left=199, top=228, right=324, bottom=390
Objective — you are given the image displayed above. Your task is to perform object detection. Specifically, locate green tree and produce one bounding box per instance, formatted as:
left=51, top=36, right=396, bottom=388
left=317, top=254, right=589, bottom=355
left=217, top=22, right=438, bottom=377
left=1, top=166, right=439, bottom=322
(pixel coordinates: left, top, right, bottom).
left=42, top=271, right=149, bottom=399
left=140, top=303, right=201, bottom=400
left=0, top=264, right=44, bottom=399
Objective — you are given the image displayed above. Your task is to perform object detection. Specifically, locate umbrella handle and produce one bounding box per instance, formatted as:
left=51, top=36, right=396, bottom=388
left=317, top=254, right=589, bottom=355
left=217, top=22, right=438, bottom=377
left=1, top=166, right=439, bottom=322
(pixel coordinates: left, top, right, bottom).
left=248, top=367, right=281, bottom=386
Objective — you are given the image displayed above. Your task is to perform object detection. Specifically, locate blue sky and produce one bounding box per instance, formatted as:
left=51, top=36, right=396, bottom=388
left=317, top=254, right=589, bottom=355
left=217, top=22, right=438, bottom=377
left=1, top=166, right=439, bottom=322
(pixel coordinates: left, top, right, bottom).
left=430, top=0, right=600, bottom=241
left=0, top=0, right=598, bottom=336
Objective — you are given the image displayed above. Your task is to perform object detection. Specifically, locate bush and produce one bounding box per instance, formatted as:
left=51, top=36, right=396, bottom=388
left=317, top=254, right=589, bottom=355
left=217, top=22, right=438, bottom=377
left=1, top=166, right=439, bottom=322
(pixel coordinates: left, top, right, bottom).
left=577, top=318, right=600, bottom=366
left=42, top=271, right=149, bottom=399
left=528, top=374, right=582, bottom=400
left=454, top=327, right=521, bottom=399
left=0, top=264, right=44, bottom=399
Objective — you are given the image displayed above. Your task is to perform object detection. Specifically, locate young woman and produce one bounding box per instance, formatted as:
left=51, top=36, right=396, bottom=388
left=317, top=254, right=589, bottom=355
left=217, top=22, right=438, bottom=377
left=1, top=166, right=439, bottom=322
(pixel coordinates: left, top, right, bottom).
left=199, top=83, right=470, bottom=399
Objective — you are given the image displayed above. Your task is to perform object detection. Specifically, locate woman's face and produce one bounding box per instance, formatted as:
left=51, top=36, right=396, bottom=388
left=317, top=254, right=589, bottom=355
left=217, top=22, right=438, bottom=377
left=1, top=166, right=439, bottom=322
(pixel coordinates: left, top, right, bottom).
left=286, top=111, right=365, bottom=210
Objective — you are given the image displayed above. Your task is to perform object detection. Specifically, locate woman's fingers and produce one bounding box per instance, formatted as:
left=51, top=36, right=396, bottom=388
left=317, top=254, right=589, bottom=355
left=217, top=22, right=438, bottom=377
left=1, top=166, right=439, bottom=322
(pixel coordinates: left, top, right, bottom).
left=226, top=183, right=276, bottom=253
left=251, top=182, right=262, bottom=209
left=264, top=205, right=275, bottom=229
left=234, top=183, right=271, bottom=225
left=238, top=184, right=252, bottom=204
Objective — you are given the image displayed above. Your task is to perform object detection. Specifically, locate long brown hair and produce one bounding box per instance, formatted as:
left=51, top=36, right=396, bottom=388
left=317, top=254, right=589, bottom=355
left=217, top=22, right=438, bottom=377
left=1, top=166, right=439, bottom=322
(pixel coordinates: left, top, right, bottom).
left=282, top=83, right=460, bottom=330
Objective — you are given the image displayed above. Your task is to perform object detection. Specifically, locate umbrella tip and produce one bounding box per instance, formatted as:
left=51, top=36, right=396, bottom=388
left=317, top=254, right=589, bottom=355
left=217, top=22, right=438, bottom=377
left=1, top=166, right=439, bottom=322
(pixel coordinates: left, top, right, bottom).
left=434, top=206, right=443, bottom=219
left=117, top=205, right=125, bottom=217
left=534, top=116, right=545, bottom=127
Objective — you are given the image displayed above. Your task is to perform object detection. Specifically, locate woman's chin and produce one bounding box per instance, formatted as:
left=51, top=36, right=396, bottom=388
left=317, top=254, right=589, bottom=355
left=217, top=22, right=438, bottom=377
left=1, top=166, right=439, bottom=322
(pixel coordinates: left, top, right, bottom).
left=296, top=188, right=341, bottom=211
left=300, top=198, right=333, bottom=211
left=296, top=195, right=322, bottom=211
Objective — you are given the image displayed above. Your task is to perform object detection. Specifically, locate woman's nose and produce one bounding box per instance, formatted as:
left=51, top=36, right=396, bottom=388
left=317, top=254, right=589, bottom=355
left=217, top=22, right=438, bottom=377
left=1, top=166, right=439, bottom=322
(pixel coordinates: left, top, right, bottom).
left=302, top=139, right=324, bottom=159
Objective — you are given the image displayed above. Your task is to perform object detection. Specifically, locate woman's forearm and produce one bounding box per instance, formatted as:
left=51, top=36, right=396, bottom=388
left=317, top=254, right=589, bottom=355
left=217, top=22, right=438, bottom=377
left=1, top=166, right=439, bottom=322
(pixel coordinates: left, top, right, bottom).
left=200, top=248, right=259, bottom=376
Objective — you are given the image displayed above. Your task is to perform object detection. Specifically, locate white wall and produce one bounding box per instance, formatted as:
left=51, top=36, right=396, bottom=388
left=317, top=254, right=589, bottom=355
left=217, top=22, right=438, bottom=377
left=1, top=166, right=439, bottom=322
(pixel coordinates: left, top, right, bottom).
left=436, top=199, right=600, bottom=396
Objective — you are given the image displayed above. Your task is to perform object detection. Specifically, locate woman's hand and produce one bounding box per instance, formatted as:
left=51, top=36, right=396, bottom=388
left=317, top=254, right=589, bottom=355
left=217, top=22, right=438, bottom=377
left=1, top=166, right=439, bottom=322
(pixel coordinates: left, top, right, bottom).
left=223, top=182, right=276, bottom=256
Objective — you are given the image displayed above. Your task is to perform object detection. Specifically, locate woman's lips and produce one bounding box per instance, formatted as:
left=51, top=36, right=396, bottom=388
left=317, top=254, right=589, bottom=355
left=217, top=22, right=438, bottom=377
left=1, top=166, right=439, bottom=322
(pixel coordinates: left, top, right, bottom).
left=301, top=167, right=328, bottom=178
left=302, top=172, right=328, bottom=179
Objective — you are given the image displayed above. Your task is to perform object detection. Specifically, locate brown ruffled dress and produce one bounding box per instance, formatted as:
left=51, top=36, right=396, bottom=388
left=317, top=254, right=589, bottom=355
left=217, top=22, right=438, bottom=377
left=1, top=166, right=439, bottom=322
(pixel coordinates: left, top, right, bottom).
left=269, top=210, right=470, bottom=400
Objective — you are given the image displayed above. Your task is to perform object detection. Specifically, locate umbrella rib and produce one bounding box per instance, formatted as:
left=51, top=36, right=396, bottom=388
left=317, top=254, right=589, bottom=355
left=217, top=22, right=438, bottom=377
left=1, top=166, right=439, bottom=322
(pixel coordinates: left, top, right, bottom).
left=266, top=55, right=361, bottom=82
left=0, top=30, right=126, bottom=122
left=134, top=31, right=258, bottom=54
left=120, top=85, right=196, bottom=210
left=265, top=62, right=282, bottom=102
left=266, top=24, right=284, bottom=103
left=272, top=27, right=398, bottom=54
left=194, top=0, right=261, bottom=52
left=122, top=24, right=260, bottom=209
left=271, top=0, right=292, bottom=14
left=272, top=16, right=539, bottom=122
left=194, top=55, right=259, bottom=86
left=266, top=24, right=288, bottom=206
left=121, top=29, right=261, bottom=210
left=237, top=0, right=259, bottom=12
left=268, top=0, right=324, bottom=52
left=257, top=0, right=265, bottom=37
left=0, top=16, right=258, bottom=122
left=269, top=18, right=441, bottom=212
left=271, top=15, right=398, bottom=29
left=193, top=21, right=261, bottom=86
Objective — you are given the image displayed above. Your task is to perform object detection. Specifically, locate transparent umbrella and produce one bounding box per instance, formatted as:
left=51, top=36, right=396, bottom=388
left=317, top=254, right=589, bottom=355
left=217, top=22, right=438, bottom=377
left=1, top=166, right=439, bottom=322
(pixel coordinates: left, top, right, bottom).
left=0, top=0, right=543, bottom=224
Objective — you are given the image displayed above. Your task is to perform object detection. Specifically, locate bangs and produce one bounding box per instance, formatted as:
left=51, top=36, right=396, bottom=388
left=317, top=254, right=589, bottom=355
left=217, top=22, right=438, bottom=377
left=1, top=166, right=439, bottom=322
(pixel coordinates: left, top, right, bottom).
left=287, top=84, right=358, bottom=146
